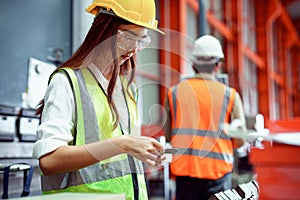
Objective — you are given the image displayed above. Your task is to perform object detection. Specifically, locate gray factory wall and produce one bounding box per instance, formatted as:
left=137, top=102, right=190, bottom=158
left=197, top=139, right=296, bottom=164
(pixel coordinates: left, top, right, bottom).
left=0, top=0, right=72, bottom=107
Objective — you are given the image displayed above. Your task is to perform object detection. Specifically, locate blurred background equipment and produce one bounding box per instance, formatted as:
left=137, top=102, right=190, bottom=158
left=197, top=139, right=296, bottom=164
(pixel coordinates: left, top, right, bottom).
left=24, top=57, right=56, bottom=109
left=47, top=48, right=64, bottom=67
left=0, top=105, right=20, bottom=142
left=0, top=163, right=34, bottom=199
left=208, top=181, right=259, bottom=200
left=16, top=108, right=40, bottom=142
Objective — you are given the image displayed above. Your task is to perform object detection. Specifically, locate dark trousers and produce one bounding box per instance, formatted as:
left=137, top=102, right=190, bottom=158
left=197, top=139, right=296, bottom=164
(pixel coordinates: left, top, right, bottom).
left=175, top=173, right=232, bottom=200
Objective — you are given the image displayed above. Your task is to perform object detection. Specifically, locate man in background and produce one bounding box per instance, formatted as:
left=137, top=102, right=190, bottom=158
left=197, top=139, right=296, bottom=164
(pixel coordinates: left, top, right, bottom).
left=164, top=35, right=246, bottom=200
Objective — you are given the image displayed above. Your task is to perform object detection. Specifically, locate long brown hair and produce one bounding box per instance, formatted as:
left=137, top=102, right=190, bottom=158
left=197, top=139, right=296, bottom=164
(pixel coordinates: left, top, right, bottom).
left=37, top=13, right=136, bottom=128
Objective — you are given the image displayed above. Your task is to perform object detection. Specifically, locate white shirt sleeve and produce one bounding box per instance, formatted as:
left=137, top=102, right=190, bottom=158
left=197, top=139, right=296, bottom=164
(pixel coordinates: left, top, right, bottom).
left=32, top=72, right=75, bottom=159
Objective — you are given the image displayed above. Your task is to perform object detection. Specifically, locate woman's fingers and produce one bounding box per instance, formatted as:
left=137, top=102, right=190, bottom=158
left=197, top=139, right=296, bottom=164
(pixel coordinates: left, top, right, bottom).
left=125, top=135, right=168, bottom=167
left=145, top=152, right=167, bottom=167
left=151, top=138, right=164, bottom=152
left=146, top=158, right=157, bottom=167
left=146, top=151, right=159, bottom=161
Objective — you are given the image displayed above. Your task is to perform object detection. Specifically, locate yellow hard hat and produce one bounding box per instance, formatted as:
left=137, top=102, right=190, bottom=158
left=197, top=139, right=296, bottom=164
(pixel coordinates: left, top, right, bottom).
left=86, top=0, right=164, bottom=34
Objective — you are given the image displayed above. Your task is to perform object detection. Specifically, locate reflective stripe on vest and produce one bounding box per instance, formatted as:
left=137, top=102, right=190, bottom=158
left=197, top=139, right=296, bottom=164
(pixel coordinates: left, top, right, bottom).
left=168, top=78, right=236, bottom=180
left=42, top=68, right=147, bottom=200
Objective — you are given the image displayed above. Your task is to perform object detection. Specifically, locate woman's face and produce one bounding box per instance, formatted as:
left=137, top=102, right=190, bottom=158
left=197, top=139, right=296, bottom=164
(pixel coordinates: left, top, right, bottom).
left=116, top=24, right=151, bottom=64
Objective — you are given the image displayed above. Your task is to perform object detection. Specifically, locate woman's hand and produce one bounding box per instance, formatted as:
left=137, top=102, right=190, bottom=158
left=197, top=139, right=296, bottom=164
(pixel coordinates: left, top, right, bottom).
left=39, top=135, right=166, bottom=175
left=120, top=135, right=166, bottom=167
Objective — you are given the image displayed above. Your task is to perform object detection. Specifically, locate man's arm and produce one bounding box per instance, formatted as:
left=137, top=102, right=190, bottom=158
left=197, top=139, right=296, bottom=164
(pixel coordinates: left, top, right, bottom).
left=231, top=92, right=247, bottom=131
left=230, top=92, right=247, bottom=148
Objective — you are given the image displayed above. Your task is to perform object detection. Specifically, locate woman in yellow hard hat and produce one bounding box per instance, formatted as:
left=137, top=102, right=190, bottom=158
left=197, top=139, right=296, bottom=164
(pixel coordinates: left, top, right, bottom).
left=33, top=0, right=164, bottom=199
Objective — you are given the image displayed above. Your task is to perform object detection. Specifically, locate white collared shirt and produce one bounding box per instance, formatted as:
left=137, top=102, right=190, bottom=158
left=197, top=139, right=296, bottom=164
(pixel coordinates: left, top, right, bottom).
left=33, top=65, right=133, bottom=159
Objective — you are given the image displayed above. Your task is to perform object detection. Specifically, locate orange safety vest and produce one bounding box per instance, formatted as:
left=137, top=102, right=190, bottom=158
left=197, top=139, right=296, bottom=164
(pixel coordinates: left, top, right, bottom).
left=168, top=78, right=236, bottom=180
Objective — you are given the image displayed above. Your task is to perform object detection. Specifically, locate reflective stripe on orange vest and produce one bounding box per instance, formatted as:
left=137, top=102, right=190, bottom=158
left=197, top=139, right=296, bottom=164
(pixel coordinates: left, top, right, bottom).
left=168, top=78, right=236, bottom=180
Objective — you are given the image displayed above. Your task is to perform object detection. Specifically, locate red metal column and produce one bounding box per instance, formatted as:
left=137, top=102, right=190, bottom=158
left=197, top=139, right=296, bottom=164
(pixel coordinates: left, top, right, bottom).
left=159, top=0, right=181, bottom=106
left=255, top=0, right=272, bottom=124
left=294, top=45, right=300, bottom=116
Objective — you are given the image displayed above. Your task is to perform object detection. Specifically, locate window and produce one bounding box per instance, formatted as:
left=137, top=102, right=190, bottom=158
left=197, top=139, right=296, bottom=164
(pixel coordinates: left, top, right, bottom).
left=243, top=57, right=258, bottom=116
left=240, top=0, right=258, bottom=117
left=183, top=5, right=198, bottom=77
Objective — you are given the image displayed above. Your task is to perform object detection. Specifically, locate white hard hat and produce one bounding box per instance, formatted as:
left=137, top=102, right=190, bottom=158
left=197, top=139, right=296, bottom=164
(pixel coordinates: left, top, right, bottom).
left=192, top=35, right=224, bottom=58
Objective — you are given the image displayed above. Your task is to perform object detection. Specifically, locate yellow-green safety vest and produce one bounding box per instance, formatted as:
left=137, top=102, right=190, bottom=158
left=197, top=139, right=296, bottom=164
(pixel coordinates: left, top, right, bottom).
left=41, top=67, right=148, bottom=200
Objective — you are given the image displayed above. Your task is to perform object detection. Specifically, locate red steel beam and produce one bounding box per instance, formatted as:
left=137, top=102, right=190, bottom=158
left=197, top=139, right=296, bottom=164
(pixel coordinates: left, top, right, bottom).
left=241, top=45, right=265, bottom=69
left=255, top=0, right=275, bottom=123
left=206, top=10, right=234, bottom=41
